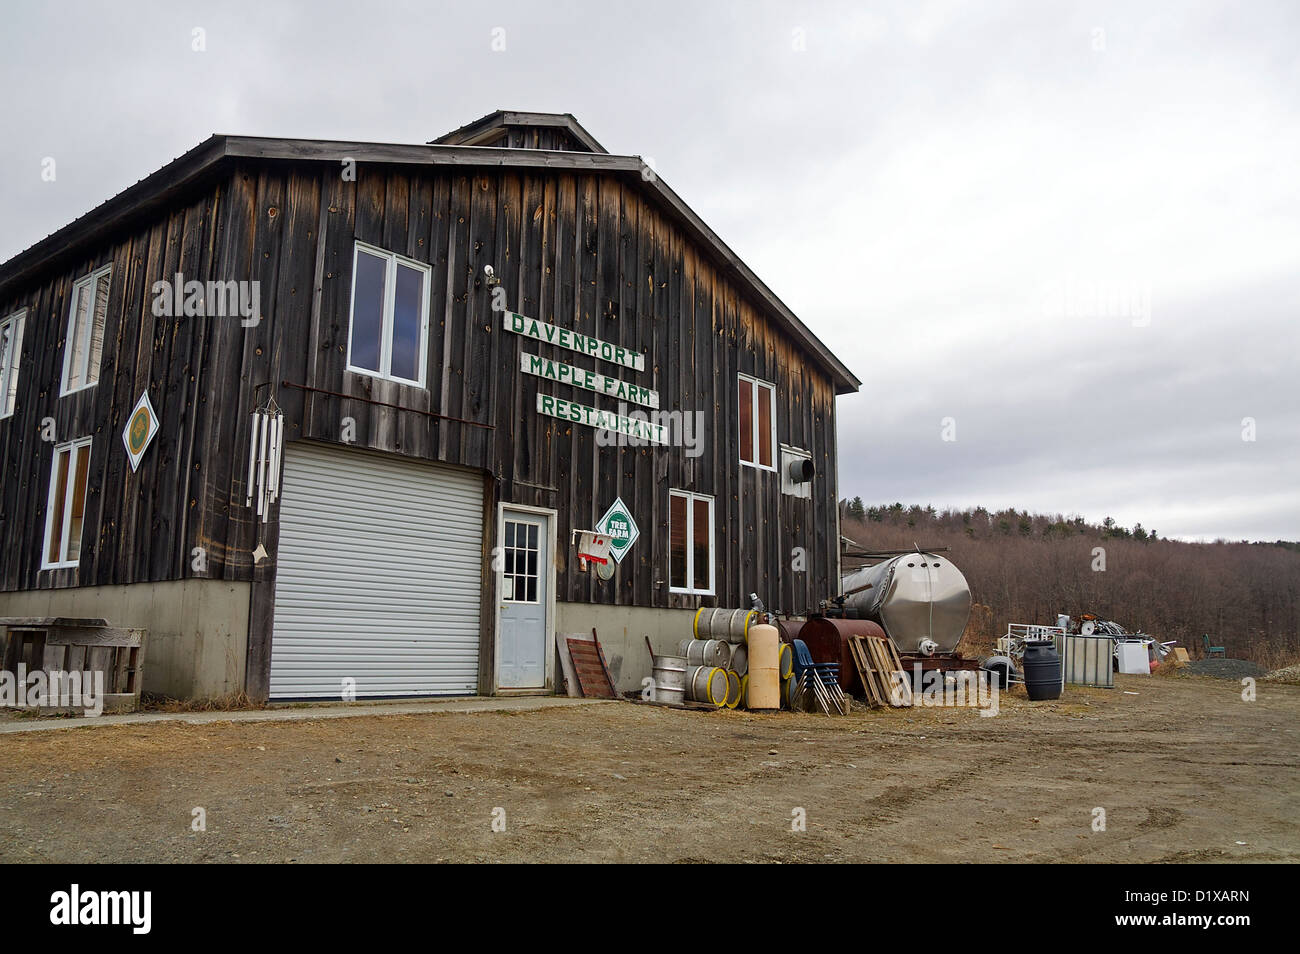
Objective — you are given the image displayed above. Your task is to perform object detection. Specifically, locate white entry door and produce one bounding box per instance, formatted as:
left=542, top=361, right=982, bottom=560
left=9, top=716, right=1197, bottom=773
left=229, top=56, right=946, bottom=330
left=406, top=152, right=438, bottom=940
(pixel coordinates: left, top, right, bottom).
left=497, top=509, right=551, bottom=689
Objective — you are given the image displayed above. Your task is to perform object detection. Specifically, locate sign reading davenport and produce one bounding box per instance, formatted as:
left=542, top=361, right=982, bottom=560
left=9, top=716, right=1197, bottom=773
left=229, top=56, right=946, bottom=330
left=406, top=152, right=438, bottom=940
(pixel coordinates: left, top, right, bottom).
left=502, top=312, right=645, bottom=371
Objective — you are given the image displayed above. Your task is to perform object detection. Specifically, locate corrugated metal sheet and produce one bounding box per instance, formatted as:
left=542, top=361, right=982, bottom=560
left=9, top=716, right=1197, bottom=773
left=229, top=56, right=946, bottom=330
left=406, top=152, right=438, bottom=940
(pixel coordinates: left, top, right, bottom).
left=269, top=442, right=483, bottom=699
left=1062, top=635, right=1115, bottom=688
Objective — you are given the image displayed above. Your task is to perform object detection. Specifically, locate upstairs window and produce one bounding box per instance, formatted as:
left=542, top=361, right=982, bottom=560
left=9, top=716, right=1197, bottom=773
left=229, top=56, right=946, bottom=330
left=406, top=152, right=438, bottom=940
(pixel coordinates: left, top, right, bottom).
left=61, top=265, right=112, bottom=395
left=669, top=490, right=715, bottom=595
left=738, top=373, right=775, bottom=470
left=0, top=309, right=25, bottom=418
left=43, top=437, right=92, bottom=569
left=347, top=242, right=431, bottom=387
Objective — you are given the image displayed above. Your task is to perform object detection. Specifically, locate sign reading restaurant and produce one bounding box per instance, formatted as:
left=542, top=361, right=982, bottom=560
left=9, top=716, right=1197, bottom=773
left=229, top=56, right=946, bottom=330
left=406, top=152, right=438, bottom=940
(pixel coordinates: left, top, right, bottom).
left=503, top=312, right=645, bottom=372
left=537, top=394, right=667, bottom=445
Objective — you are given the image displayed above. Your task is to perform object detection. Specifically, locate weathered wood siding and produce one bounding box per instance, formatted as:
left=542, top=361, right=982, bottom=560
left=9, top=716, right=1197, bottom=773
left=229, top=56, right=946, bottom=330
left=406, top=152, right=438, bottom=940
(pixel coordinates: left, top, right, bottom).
left=0, top=173, right=261, bottom=593
left=287, top=162, right=840, bottom=615
left=0, top=158, right=842, bottom=619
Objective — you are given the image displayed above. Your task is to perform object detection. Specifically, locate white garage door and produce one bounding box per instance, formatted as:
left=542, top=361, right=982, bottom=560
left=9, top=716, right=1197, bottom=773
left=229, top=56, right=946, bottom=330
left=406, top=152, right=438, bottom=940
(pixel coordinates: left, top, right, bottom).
left=269, top=442, right=484, bottom=699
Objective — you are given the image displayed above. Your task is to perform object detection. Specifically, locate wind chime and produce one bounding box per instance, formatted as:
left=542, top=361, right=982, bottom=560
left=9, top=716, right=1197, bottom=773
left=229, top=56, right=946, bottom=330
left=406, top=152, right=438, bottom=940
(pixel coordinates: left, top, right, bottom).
left=245, top=397, right=284, bottom=523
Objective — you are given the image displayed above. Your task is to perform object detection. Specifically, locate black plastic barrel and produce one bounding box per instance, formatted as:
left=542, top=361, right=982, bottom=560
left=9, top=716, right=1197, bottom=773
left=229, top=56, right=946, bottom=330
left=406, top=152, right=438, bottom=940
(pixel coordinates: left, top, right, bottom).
left=1023, top=640, right=1063, bottom=700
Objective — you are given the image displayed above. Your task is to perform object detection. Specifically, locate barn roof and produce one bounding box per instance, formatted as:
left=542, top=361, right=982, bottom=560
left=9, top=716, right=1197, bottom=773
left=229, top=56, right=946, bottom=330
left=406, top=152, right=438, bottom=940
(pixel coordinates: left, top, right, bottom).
left=431, top=110, right=609, bottom=154
left=0, top=127, right=859, bottom=393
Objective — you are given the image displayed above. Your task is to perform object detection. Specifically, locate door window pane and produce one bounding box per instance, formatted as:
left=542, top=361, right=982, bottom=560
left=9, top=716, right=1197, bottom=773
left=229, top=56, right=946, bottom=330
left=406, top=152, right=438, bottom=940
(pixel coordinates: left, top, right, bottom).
left=693, top=498, right=711, bottom=591
left=390, top=262, right=424, bottom=382
left=503, top=519, right=541, bottom=604
left=0, top=311, right=23, bottom=417
left=738, top=378, right=753, bottom=463
left=47, top=448, right=69, bottom=564
left=86, top=271, right=110, bottom=385
left=669, top=494, right=688, bottom=589
left=66, top=284, right=91, bottom=390
left=350, top=250, right=387, bottom=373
left=757, top=384, right=773, bottom=467
left=67, top=444, right=91, bottom=560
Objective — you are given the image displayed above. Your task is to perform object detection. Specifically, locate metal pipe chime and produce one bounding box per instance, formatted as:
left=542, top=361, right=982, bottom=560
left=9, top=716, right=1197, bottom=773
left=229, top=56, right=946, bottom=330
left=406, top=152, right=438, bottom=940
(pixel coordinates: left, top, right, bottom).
left=245, top=405, right=284, bottom=523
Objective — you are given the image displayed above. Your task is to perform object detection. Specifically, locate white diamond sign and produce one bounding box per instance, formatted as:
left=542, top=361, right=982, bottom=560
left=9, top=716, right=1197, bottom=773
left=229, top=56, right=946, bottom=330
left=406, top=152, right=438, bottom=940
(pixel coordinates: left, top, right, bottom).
left=122, top=391, right=159, bottom=473
left=596, top=497, right=639, bottom=564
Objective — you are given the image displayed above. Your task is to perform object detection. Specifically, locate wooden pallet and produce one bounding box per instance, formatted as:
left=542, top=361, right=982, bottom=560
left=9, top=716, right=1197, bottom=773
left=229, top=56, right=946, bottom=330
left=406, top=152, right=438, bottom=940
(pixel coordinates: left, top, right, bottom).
left=848, top=635, right=913, bottom=707
left=1, top=618, right=147, bottom=713
left=847, top=636, right=885, bottom=708
left=565, top=637, right=617, bottom=699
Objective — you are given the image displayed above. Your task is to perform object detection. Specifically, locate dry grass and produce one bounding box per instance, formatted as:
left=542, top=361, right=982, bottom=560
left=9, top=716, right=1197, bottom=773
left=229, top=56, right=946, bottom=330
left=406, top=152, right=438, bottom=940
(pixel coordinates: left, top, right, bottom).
left=1249, top=643, right=1300, bottom=672
left=1152, top=658, right=1189, bottom=678
left=139, top=690, right=266, bottom=713
left=955, top=602, right=997, bottom=659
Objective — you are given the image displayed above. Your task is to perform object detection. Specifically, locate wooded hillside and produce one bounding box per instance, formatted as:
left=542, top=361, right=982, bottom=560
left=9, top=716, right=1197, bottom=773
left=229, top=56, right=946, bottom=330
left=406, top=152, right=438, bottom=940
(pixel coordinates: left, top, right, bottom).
left=838, top=501, right=1300, bottom=667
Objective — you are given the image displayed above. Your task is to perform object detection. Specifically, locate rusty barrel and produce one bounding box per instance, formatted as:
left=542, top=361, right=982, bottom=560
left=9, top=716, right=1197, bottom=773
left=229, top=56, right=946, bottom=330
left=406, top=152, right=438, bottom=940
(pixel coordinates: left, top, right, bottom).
left=797, top=617, right=888, bottom=693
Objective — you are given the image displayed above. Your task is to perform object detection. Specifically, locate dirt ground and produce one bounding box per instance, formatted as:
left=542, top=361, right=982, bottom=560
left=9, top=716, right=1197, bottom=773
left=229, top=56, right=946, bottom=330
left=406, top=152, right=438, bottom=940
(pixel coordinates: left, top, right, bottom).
left=1, top=673, right=1296, bottom=863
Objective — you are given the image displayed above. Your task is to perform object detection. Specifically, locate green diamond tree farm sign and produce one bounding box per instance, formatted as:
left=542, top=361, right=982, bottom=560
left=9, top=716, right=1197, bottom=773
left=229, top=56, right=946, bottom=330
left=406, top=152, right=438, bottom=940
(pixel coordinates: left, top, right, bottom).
left=596, top=497, right=639, bottom=564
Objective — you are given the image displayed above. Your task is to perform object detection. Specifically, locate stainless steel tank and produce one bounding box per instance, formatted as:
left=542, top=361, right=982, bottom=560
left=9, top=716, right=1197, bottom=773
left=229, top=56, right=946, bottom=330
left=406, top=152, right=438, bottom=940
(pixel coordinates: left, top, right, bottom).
left=840, top=552, right=972, bottom=654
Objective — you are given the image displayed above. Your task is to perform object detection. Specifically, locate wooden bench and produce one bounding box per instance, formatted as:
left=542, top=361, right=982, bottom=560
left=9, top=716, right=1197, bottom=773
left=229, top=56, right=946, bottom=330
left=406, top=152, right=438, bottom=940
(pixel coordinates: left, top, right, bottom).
left=0, top=617, right=147, bottom=713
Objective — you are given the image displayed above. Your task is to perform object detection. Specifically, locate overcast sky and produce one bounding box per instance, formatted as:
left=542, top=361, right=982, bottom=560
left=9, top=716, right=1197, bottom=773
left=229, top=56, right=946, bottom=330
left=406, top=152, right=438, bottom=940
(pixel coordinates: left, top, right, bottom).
left=1, top=0, right=1296, bottom=541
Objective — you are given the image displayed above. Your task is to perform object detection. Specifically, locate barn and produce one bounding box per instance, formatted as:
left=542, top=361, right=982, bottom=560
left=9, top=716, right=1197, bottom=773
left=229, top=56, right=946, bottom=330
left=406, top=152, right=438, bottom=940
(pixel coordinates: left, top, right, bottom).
left=0, top=111, right=859, bottom=701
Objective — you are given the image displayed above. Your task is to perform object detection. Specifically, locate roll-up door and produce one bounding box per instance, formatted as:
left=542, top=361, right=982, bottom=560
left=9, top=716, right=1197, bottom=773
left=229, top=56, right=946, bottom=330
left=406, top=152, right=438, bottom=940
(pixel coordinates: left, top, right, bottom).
left=269, top=442, right=484, bottom=699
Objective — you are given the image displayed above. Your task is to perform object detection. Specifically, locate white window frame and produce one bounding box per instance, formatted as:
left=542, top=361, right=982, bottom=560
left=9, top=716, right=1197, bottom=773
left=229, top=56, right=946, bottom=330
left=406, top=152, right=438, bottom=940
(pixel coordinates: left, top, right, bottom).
left=501, top=514, right=543, bottom=605
left=669, top=489, right=716, bottom=596
left=60, top=264, right=112, bottom=396
left=0, top=309, right=25, bottom=419
left=42, top=436, right=93, bottom=570
left=346, top=241, right=431, bottom=387
left=738, top=372, right=777, bottom=472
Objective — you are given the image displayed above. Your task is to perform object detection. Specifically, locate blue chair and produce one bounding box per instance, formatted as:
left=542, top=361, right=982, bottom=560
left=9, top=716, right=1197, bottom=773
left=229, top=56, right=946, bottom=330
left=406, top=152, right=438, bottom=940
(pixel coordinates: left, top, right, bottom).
left=1202, top=634, right=1225, bottom=658
left=792, top=639, right=840, bottom=689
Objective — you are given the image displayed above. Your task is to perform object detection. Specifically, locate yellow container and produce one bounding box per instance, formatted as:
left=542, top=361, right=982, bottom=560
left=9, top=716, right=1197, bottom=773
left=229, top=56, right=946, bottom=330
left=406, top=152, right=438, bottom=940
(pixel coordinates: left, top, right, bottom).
left=745, top=623, right=781, bottom=710
left=724, top=669, right=742, bottom=709
left=685, top=665, right=728, bottom=707
left=778, top=642, right=793, bottom=679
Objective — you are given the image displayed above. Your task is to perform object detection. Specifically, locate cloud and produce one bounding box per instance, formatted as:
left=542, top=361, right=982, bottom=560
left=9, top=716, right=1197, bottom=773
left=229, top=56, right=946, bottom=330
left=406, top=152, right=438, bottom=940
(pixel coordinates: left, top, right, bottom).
left=0, top=0, right=1295, bottom=540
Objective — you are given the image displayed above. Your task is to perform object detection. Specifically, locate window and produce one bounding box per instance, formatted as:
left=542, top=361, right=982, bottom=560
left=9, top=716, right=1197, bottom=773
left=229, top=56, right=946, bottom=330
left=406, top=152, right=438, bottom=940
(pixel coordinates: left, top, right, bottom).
left=738, top=373, right=775, bottom=469
left=347, top=242, right=431, bottom=386
left=669, top=490, right=714, bottom=595
left=43, top=437, right=92, bottom=569
left=502, top=518, right=540, bottom=603
left=0, top=309, right=25, bottom=418
left=60, top=265, right=111, bottom=395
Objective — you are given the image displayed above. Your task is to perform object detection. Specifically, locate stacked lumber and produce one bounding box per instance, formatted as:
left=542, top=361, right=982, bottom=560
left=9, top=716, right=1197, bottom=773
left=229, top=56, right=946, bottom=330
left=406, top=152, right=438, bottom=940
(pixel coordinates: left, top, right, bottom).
left=847, top=635, right=913, bottom=708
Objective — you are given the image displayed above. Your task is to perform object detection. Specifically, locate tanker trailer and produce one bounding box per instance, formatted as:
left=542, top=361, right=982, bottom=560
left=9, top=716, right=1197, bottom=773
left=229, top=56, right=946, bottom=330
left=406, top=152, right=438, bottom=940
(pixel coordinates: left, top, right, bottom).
left=830, top=551, right=980, bottom=672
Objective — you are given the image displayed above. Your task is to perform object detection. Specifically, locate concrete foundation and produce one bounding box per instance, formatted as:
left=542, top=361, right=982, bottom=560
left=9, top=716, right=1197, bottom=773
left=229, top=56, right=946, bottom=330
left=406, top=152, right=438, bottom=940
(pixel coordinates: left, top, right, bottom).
left=556, top=601, right=701, bottom=695
left=0, top=579, right=250, bottom=700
